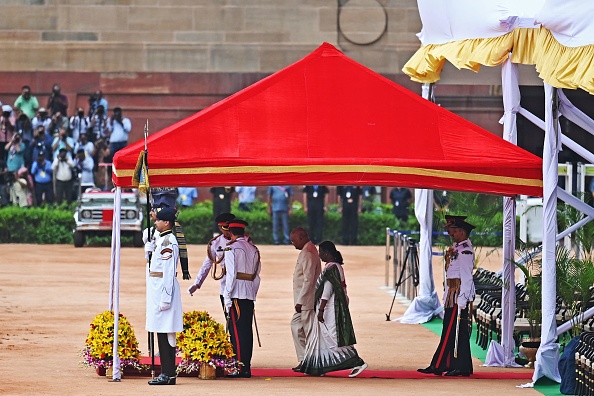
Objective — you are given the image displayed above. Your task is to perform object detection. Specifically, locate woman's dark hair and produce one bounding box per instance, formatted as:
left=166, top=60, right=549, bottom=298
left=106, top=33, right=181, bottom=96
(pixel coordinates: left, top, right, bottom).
left=319, top=240, right=344, bottom=264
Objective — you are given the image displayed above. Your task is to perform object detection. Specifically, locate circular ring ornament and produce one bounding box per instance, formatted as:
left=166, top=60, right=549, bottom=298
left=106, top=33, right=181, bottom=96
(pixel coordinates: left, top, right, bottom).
left=338, top=0, right=387, bottom=45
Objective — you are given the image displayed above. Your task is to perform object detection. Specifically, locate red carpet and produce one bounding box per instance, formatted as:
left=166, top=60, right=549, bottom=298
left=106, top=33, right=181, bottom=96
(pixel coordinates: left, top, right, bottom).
left=113, top=357, right=533, bottom=379
left=249, top=368, right=533, bottom=379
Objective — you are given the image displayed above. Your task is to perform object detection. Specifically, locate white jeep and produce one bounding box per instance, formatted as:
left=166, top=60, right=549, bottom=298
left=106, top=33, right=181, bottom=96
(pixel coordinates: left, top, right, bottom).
left=73, top=188, right=144, bottom=247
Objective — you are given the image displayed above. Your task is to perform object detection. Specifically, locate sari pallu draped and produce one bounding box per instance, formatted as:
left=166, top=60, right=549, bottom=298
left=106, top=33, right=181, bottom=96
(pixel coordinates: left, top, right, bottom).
left=300, top=263, right=364, bottom=376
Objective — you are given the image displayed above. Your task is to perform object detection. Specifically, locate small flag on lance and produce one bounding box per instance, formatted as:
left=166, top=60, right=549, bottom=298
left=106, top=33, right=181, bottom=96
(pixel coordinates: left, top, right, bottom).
left=132, top=120, right=150, bottom=193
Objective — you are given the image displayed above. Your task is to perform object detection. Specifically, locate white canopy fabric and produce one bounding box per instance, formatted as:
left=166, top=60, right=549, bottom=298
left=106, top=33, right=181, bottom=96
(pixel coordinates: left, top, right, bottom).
left=536, top=1, right=594, bottom=47
left=417, top=0, right=545, bottom=45
left=485, top=58, right=521, bottom=368
left=404, top=0, right=594, bottom=383
left=109, top=188, right=123, bottom=380
left=407, top=0, right=594, bottom=93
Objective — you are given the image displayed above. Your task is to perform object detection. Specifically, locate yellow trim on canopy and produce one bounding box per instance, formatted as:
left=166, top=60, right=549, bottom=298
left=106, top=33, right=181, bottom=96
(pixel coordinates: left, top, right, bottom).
left=403, top=27, right=594, bottom=94
left=114, top=164, right=542, bottom=188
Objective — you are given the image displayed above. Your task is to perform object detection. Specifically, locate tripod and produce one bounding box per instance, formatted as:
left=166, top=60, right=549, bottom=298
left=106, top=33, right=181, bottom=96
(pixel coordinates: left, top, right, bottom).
left=385, top=238, right=420, bottom=321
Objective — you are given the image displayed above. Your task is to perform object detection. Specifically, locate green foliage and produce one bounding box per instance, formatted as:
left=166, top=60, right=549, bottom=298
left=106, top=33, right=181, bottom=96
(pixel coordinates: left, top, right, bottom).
left=0, top=206, right=74, bottom=244
left=557, top=200, right=594, bottom=258
left=442, top=191, right=503, bottom=247
left=0, top=191, right=509, bottom=247
left=514, top=239, right=543, bottom=338
left=176, top=205, right=214, bottom=244
left=555, top=246, right=594, bottom=337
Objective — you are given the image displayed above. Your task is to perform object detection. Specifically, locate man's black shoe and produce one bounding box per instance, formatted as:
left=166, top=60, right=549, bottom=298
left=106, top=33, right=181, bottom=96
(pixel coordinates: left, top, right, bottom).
left=417, top=366, right=436, bottom=374
left=292, top=362, right=302, bottom=372
left=148, top=374, right=176, bottom=385
left=444, top=369, right=471, bottom=377
left=226, top=371, right=251, bottom=378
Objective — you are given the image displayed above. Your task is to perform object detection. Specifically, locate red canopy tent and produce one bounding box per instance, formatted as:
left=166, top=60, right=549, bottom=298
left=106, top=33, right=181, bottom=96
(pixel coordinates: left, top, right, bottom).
left=112, top=42, right=542, bottom=197
left=107, top=43, right=545, bottom=380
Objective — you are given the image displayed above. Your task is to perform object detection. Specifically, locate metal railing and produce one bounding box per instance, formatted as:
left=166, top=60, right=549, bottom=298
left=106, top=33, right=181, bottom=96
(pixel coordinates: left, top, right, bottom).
left=385, top=228, right=419, bottom=302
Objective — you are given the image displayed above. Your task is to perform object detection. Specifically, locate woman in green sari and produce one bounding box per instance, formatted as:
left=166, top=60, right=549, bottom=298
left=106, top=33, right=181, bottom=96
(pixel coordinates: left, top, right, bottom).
left=299, top=241, right=367, bottom=377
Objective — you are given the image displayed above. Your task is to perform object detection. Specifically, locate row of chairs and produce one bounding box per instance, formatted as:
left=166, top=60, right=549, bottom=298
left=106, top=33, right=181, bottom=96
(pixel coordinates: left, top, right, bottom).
left=473, top=270, right=594, bottom=350
left=473, top=269, right=531, bottom=349
left=473, top=269, right=504, bottom=349
left=575, top=332, right=594, bottom=395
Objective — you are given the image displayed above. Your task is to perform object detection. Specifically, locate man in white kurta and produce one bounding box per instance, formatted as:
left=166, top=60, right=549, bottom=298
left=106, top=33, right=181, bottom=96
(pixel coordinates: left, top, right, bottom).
left=223, top=219, right=260, bottom=378
left=188, top=212, right=236, bottom=313
left=289, top=227, right=322, bottom=371
left=146, top=208, right=183, bottom=385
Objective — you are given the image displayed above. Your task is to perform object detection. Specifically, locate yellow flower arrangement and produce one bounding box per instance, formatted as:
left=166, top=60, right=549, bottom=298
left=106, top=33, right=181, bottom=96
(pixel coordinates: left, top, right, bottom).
left=81, top=311, right=142, bottom=369
left=176, top=310, right=237, bottom=374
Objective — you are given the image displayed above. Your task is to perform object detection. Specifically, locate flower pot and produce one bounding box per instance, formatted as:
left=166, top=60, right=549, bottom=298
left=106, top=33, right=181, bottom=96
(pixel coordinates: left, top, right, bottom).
left=199, top=364, right=216, bottom=380
left=519, top=339, right=540, bottom=368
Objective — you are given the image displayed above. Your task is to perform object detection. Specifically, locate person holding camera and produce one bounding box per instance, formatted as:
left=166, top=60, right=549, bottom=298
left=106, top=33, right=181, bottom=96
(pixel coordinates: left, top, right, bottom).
left=51, top=127, right=74, bottom=160
left=69, top=107, right=90, bottom=142
left=5, top=133, right=26, bottom=173
left=31, top=151, right=53, bottom=205
left=48, top=112, right=69, bottom=138
left=89, top=105, right=109, bottom=142
left=27, top=126, right=52, bottom=169
left=52, top=147, right=74, bottom=204
left=15, top=113, right=34, bottom=147
left=73, top=148, right=95, bottom=196
left=91, top=137, right=110, bottom=190
left=14, top=85, right=39, bottom=120
left=107, top=107, right=131, bottom=158
left=32, top=107, right=52, bottom=136
left=87, top=90, right=108, bottom=118
left=51, top=128, right=74, bottom=161
left=1, top=104, right=16, bottom=163
left=46, top=83, right=68, bottom=117
left=9, top=167, right=34, bottom=207
left=73, top=132, right=94, bottom=158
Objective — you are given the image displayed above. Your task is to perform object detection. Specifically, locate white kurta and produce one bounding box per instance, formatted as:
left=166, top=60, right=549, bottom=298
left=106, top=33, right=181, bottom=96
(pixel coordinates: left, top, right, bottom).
left=146, top=230, right=183, bottom=333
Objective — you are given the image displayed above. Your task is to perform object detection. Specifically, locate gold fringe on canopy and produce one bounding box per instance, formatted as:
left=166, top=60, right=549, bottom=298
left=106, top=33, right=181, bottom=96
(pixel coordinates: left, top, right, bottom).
left=403, top=27, right=594, bottom=95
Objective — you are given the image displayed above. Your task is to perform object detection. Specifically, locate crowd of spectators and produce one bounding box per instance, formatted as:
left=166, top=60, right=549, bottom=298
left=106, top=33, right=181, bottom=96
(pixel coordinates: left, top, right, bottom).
left=0, top=85, right=132, bottom=207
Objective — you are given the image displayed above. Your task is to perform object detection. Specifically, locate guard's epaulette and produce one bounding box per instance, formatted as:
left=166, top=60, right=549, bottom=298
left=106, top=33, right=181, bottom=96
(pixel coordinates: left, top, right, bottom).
left=461, top=250, right=473, bottom=255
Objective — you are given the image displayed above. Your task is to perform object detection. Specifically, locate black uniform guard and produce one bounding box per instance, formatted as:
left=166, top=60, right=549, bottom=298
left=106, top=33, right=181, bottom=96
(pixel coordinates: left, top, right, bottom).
left=418, top=217, right=476, bottom=377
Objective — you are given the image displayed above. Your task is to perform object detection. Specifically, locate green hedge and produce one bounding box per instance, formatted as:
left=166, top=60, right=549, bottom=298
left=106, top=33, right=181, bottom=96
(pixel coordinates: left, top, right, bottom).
left=0, top=200, right=416, bottom=246
left=0, top=206, right=74, bottom=244
left=0, top=193, right=510, bottom=246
